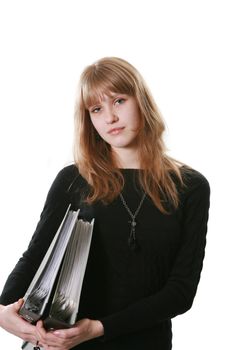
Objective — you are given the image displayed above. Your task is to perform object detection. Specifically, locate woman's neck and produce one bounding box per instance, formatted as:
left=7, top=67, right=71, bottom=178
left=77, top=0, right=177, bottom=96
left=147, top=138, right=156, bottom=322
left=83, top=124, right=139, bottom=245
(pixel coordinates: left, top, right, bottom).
left=111, top=147, right=141, bottom=169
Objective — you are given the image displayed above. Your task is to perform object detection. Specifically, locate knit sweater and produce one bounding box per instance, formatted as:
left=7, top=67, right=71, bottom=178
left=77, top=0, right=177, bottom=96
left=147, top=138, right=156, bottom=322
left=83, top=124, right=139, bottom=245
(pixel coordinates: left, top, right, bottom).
left=0, top=165, right=210, bottom=350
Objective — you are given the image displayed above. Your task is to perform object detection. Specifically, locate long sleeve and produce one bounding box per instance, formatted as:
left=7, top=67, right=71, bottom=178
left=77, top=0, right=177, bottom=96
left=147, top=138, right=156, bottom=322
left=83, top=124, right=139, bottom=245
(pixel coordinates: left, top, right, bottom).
left=99, top=174, right=210, bottom=341
left=0, top=165, right=79, bottom=305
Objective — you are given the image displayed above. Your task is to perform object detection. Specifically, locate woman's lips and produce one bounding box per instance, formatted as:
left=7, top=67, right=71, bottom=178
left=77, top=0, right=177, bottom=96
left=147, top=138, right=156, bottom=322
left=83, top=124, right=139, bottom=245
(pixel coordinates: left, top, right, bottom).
left=108, top=127, right=125, bottom=135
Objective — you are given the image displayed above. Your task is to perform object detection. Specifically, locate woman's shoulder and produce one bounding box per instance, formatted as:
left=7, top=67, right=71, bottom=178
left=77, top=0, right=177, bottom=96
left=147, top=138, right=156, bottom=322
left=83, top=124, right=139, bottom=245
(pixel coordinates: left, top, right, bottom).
left=179, top=165, right=210, bottom=196
left=54, top=163, right=88, bottom=194
left=48, top=163, right=80, bottom=194
left=56, top=163, right=80, bottom=180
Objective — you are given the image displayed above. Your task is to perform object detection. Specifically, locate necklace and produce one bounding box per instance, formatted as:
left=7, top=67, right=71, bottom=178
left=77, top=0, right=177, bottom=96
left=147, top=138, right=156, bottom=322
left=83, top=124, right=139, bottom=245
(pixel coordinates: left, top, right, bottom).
left=119, top=191, right=146, bottom=250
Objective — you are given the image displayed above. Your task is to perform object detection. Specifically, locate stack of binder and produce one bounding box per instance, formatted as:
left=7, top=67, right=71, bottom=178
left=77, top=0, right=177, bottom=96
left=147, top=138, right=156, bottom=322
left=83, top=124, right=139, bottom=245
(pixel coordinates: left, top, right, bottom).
left=19, top=205, right=94, bottom=349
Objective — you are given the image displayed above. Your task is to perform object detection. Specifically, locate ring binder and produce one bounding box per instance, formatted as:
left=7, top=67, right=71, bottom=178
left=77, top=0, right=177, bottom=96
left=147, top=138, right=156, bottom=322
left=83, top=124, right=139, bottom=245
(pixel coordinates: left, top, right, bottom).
left=19, top=205, right=94, bottom=349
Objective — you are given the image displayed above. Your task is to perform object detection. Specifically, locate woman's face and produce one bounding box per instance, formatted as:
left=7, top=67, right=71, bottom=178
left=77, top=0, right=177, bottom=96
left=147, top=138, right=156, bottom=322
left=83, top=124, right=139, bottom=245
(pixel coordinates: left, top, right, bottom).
left=88, top=92, right=142, bottom=152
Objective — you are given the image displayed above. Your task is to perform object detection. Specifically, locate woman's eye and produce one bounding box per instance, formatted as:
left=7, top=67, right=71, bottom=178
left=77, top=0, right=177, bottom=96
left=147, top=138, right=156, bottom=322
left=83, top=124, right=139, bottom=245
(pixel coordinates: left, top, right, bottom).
left=115, top=98, right=125, bottom=105
left=91, top=107, right=101, bottom=113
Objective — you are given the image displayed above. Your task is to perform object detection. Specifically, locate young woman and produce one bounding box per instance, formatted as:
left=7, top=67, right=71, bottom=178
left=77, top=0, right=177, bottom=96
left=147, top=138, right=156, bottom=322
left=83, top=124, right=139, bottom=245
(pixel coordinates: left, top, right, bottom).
left=0, top=57, right=210, bottom=350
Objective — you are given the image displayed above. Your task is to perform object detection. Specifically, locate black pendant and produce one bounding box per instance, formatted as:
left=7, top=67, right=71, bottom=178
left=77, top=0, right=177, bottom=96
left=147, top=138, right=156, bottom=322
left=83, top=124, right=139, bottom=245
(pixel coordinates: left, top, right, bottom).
left=128, top=220, right=140, bottom=251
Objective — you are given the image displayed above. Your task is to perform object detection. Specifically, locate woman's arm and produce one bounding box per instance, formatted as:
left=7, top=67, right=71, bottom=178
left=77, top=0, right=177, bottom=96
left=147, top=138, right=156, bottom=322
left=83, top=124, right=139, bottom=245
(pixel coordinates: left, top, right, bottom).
left=0, top=165, right=78, bottom=306
left=0, top=165, right=82, bottom=347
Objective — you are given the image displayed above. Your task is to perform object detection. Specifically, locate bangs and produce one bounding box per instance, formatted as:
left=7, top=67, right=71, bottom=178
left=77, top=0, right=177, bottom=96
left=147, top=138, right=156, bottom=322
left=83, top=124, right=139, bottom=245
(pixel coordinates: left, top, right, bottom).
left=81, top=65, right=136, bottom=109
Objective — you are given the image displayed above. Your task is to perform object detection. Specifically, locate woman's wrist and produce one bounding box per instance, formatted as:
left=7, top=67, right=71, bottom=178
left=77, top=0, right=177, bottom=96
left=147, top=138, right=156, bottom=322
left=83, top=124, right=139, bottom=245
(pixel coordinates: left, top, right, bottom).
left=0, top=304, right=4, bottom=327
left=0, top=304, right=6, bottom=327
left=92, top=320, right=104, bottom=338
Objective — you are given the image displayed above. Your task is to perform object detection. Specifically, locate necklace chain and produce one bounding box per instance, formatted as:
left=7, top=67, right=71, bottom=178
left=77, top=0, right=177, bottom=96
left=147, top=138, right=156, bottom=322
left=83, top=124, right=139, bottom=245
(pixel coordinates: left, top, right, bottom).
left=119, top=192, right=146, bottom=250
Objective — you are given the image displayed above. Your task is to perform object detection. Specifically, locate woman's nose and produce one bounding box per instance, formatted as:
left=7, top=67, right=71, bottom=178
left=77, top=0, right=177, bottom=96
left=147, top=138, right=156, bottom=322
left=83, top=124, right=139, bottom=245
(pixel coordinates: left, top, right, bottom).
left=105, top=108, right=119, bottom=124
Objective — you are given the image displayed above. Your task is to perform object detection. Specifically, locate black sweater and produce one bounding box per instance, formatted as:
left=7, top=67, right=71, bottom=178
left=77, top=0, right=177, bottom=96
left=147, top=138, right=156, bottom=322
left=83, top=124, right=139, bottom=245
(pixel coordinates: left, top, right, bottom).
left=0, top=165, right=210, bottom=350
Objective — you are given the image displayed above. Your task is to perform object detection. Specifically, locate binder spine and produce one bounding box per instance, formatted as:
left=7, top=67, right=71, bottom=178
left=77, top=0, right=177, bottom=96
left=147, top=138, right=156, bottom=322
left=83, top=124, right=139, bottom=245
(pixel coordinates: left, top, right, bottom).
left=19, top=205, right=94, bottom=349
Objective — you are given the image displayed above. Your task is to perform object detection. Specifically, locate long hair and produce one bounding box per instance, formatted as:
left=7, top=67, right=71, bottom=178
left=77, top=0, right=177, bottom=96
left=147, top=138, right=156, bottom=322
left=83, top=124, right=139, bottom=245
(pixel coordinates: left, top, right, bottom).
left=73, top=57, right=185, bottom=213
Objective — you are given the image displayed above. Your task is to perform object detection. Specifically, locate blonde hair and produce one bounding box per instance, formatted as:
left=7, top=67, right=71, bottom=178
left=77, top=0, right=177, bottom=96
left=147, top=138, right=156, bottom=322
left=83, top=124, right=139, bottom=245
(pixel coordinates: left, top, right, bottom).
left=74, top=57, right=185, bottom=213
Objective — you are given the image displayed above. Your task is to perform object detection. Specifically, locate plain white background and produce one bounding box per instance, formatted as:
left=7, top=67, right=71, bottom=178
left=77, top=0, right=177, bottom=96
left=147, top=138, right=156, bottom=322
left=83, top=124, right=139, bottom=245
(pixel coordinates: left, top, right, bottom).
left=0, top=0, right=232, bottom=348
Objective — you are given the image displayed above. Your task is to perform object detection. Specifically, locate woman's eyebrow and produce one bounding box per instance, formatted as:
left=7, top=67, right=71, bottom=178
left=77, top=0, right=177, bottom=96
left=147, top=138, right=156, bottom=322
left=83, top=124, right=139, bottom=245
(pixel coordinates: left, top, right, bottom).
left=109, top=92, right=126, bottom=97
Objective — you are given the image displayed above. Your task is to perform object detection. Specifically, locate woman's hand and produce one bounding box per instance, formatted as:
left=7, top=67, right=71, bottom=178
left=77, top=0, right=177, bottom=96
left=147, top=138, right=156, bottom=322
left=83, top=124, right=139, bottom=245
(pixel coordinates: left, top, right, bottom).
left=0, top=298, right=38, bottom=345
left=36, top=318, right=104, bottom=350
